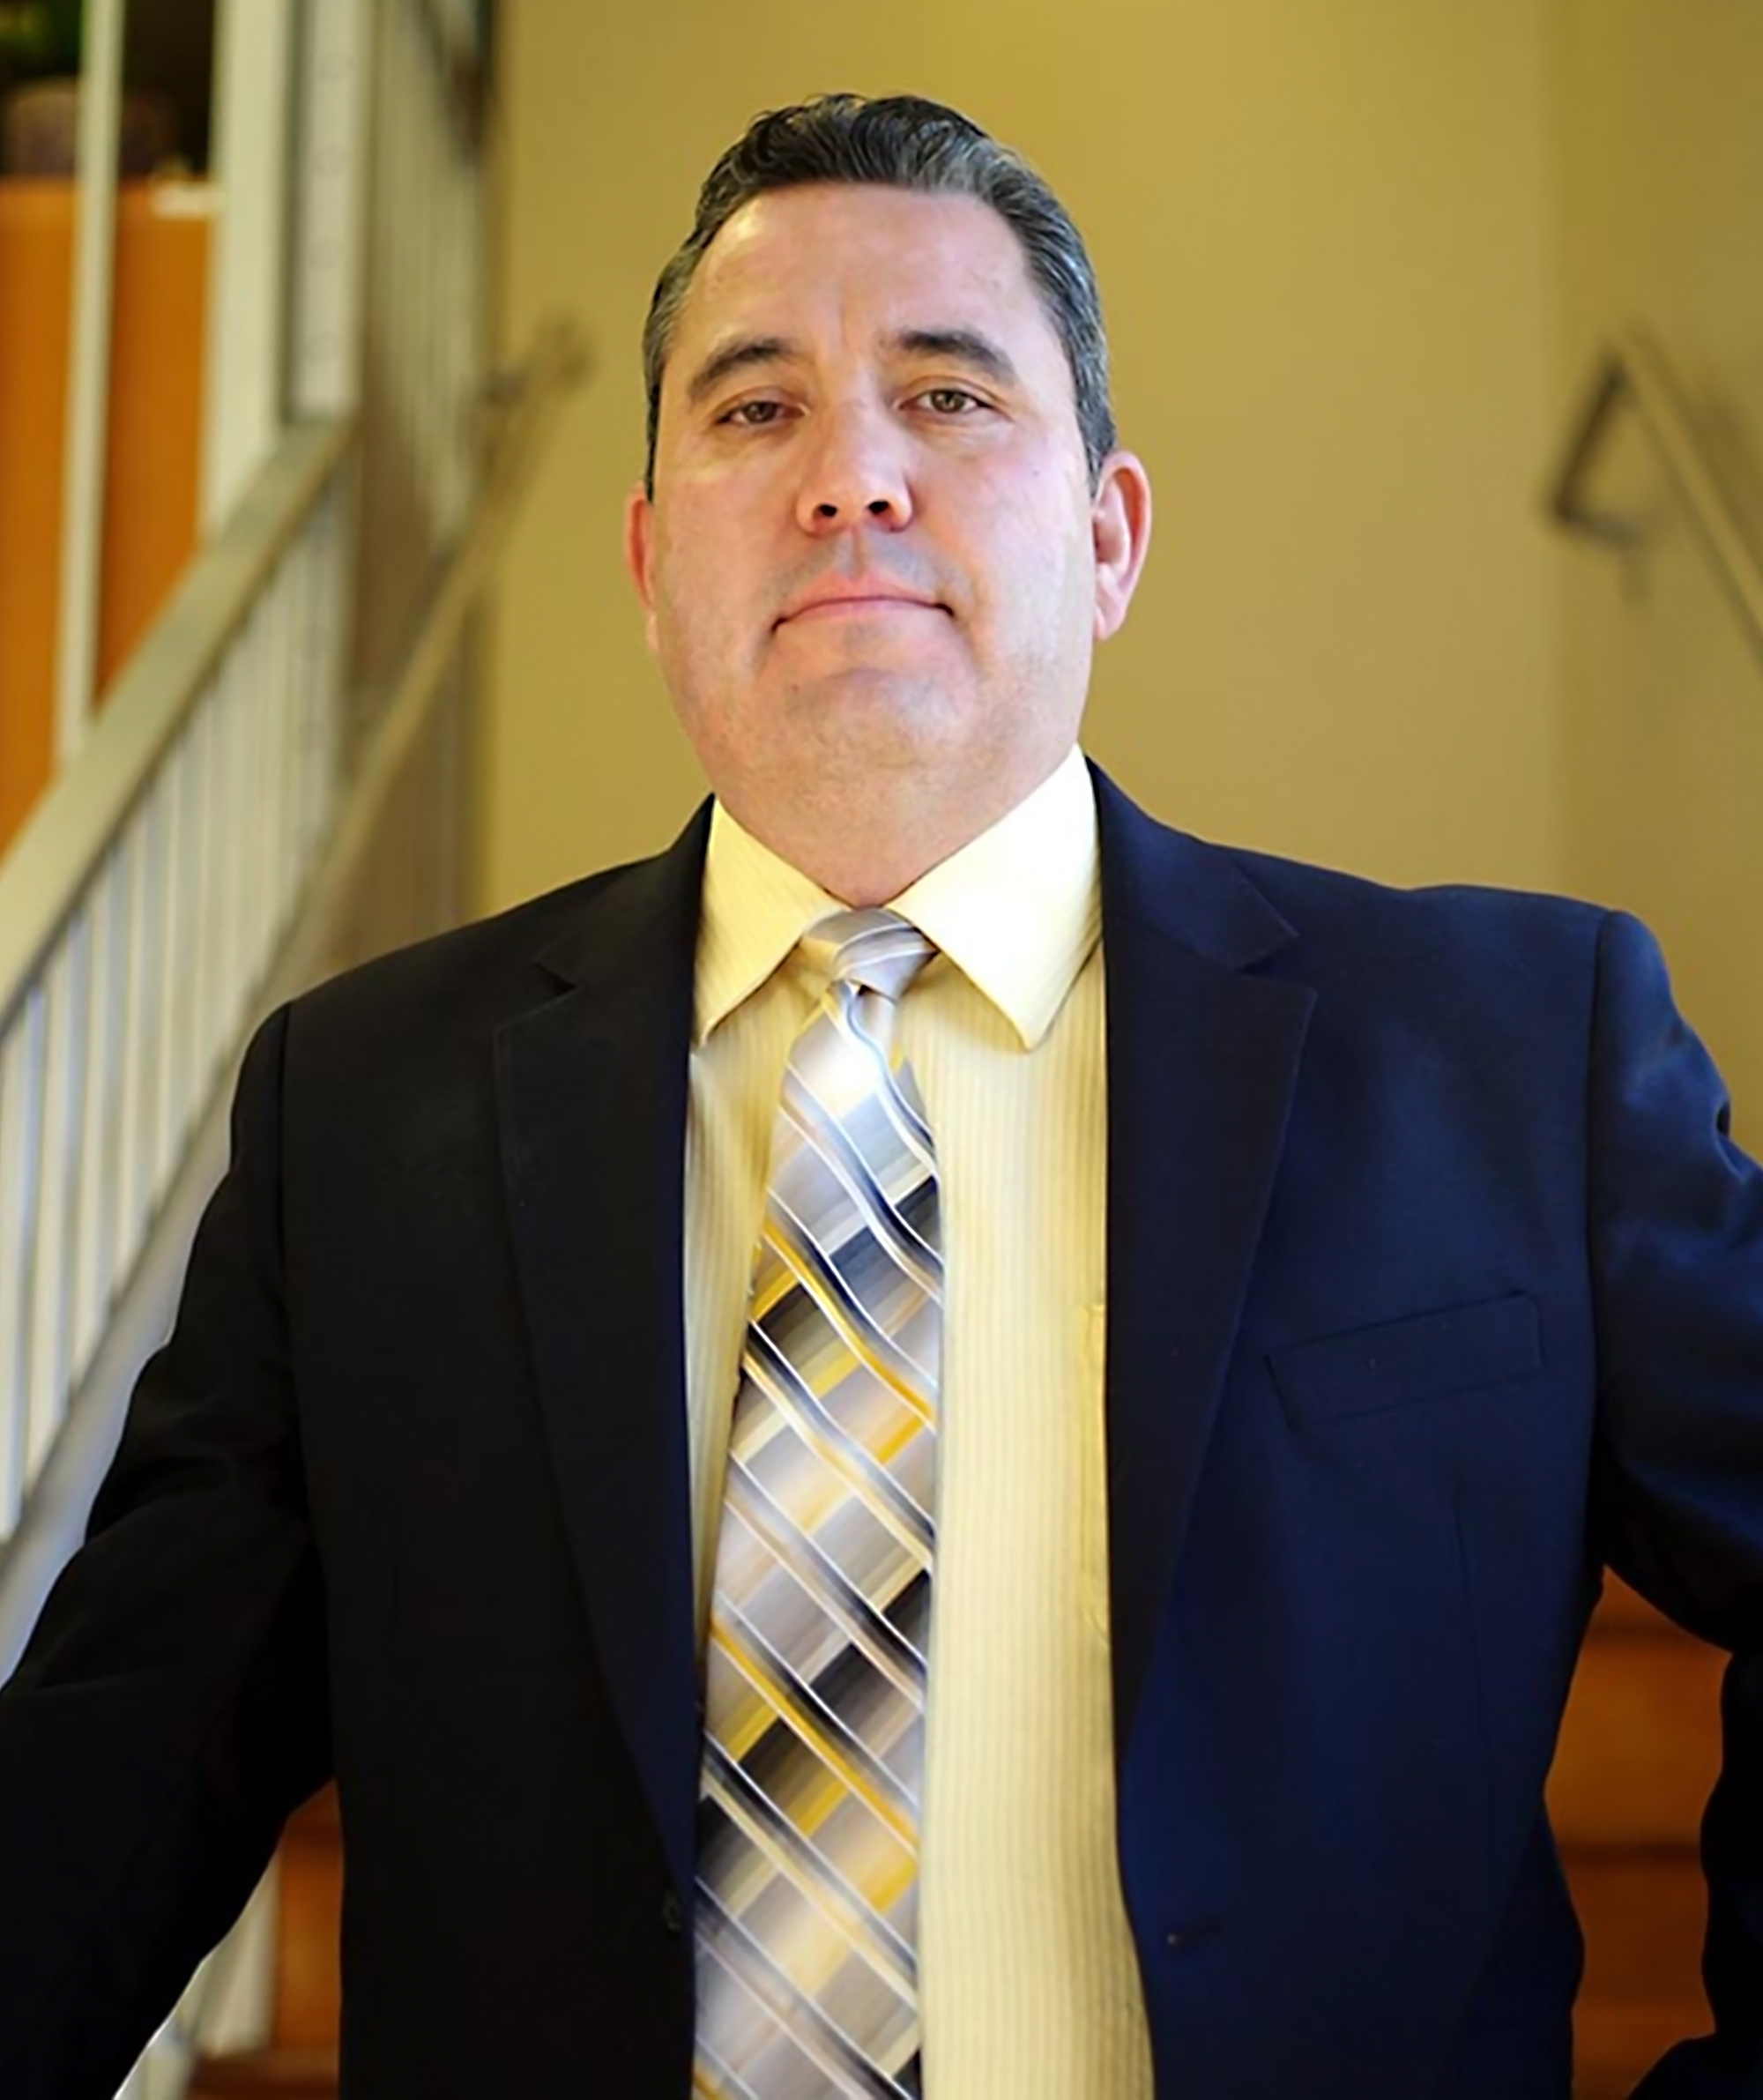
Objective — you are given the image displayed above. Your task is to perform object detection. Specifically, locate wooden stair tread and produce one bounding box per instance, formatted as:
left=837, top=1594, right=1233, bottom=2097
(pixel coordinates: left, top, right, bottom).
left=188, top=2046, right=338, bottom=2097
left=274, top=1785, right=344, bottom=2046
left=1593, top=1575, right=1682, bottom=1636
left=1564, top=1847, right=1708, bottom=2000
left=1548, top=1630, right=1723, bottom=1845
left=1574, top=2001, right=1715, bottom=2100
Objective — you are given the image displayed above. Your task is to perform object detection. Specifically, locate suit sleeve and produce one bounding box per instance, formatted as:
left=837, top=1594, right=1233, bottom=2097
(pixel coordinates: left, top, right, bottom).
left=1581, top=912, right=1763, bottom=2097
left=0, top=1002, right=332, bottom=2100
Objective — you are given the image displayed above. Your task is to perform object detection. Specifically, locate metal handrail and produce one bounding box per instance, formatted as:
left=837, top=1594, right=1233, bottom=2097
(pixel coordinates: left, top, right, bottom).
left=0, top=419, right=356, bottom=1045
left=1551, top=324, right=1763, bottom=673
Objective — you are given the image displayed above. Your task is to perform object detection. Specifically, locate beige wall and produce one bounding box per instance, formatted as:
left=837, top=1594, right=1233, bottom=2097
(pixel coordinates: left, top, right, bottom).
left=482, top=0, right=1564, bottom=914
left=1551, top=0, right=1763, bottom=1129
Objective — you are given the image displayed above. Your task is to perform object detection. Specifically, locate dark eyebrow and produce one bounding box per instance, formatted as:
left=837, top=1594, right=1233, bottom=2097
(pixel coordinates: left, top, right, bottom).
left=683, top=336, right=799, bottom=409
left=889, top=328, right=1021, bottom=387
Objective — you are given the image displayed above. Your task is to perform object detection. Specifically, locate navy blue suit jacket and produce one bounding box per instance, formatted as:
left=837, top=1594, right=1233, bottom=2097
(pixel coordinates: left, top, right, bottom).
left=1, top=769, right=1761, bottom=2097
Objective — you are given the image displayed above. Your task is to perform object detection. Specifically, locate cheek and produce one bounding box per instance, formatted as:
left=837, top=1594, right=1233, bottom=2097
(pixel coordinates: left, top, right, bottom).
left=649, top=539, right=768, bottom=753
left=979, top=516, right=1091, bottom=646
left=651, top=545, right=732, bottom=675
left=964, top=471, right=1091, bottom=596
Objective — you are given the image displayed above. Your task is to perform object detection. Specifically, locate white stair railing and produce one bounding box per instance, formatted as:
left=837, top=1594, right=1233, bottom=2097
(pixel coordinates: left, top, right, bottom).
left=0, top=302, right=583, bottom=2094
left=0, top=4, right=589, bottom=2094
left=0, top=419, right=355, bottom=1570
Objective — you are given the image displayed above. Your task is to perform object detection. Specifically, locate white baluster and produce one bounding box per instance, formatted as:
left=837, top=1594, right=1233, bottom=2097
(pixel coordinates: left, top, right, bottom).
left=26, top=931, right=86, bottom=1486
left=119, top=782, right=167, bottom=1270
left=72, top=847, right=128, bottom=1388
left=0, top=995, right=48, bottom=1538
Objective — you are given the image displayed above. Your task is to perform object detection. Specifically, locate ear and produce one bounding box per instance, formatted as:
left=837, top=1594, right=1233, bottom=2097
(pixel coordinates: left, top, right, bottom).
left=622, top=481, right=660, bottom=654
left=1090, top=450, right=1153, bottom=642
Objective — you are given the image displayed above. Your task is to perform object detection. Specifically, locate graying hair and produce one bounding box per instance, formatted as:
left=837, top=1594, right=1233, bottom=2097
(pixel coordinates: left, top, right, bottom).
left=640, top=93, right=1116, bottom=496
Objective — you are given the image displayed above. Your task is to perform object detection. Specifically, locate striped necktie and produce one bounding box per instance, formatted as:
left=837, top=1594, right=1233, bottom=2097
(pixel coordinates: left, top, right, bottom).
left=694, top=908, right=941, bottom=2100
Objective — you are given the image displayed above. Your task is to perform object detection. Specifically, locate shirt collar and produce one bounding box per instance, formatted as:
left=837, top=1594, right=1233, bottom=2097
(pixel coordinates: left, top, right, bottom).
left=694, top=745, right=1099, bottom=1051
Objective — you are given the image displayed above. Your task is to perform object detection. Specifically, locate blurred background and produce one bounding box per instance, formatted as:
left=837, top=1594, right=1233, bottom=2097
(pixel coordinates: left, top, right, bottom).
left=0, top=2, right=1759, bottom=2095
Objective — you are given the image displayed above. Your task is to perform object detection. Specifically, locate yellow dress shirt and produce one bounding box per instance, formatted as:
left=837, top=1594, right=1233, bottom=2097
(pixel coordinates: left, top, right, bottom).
left=684, top=744, right=1154, bottom=2098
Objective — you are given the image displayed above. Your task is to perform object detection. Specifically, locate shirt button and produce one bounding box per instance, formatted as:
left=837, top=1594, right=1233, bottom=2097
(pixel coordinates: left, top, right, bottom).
left=661, top=1889, right=684, bottom=1935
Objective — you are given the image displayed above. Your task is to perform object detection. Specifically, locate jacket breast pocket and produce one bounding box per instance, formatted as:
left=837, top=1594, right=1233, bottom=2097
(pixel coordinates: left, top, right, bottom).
left=1268, top=1292, right=1544, bottom=1429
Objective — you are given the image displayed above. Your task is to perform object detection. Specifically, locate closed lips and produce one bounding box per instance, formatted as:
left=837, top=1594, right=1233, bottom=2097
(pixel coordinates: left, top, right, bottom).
left=780, top=591, right=946, bottom=623
left=795, top=596, right=935, bottom=615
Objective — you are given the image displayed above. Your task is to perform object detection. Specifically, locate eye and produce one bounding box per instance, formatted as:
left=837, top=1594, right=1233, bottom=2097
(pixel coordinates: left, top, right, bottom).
left=718, top=398, right=788, bottom=428
left=916, top=386, right=985, bottom=416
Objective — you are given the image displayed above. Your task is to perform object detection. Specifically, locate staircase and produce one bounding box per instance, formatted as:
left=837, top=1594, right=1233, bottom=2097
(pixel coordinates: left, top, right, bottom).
left=190, top=1791, right=341, bottom=2100
left=1554, top=1576, right=1722, bottom=2098
left=0, top=8, right=585, bottom=2095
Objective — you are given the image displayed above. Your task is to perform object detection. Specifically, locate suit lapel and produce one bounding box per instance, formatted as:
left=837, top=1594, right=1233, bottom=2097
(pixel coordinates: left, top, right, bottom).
left=494, top=807, right=710, bottom=1904
left=1093, top=770, right=1315, bottom=1751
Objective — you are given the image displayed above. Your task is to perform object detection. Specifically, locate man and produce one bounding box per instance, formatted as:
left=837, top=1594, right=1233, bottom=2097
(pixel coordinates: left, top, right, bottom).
left=1, top=91, right=1761, bottom=2100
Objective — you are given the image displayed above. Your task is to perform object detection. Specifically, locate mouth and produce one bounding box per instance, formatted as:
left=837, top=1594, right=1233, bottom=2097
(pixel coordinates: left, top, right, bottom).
left=777, top=595, right=948, bottom=628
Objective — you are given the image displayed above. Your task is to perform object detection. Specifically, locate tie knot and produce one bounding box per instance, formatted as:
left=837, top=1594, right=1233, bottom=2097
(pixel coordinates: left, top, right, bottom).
left=802, top=908, right=936, bottom=1003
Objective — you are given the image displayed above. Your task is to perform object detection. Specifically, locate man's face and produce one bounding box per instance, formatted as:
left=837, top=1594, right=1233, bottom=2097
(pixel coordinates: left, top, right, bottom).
left=624, top=182, right=1149, bottom=861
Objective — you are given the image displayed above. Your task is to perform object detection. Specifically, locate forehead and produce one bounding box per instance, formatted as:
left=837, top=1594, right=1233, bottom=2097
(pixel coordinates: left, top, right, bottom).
left=669, top=182, right=1065, bottom=378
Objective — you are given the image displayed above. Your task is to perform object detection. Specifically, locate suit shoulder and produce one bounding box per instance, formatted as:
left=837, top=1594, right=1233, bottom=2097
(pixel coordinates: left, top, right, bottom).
left=283, top=827, right=699, bottom=1052
left=1091, top=765, right=1614, bottom=987
left=1220, top=839, right=1612, bottom=976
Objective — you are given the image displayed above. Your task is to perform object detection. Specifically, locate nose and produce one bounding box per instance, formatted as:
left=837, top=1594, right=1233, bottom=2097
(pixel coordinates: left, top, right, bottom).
left=794, top=405, right=913, bottom=535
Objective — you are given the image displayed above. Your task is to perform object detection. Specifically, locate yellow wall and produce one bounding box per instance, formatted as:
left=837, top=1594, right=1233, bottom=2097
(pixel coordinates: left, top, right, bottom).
left=483, top=0, right=1563, bottom=913
left=1551, top=0, right=1763, bottom=1131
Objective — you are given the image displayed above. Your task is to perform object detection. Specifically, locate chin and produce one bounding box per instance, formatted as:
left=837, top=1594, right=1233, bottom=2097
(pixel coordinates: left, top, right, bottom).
left=800, top=670, right=975, bottom=748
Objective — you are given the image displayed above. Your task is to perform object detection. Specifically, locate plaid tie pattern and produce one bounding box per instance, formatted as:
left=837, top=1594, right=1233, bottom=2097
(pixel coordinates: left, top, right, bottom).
left=694, top=909, right=941, bottom=2099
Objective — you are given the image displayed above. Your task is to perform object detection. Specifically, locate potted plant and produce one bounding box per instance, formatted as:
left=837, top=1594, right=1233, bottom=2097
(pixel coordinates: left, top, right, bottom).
left=0, top=0, right=176, bottom=178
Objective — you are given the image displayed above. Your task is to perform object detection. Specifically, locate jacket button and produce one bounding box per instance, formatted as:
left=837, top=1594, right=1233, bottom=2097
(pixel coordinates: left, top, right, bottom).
left=661, top=1889, right=684, bottom=1935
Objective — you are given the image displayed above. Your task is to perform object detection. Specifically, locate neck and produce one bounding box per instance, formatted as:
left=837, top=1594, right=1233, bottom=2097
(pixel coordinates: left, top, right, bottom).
left=722, top=749, right=1073, bottom=906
